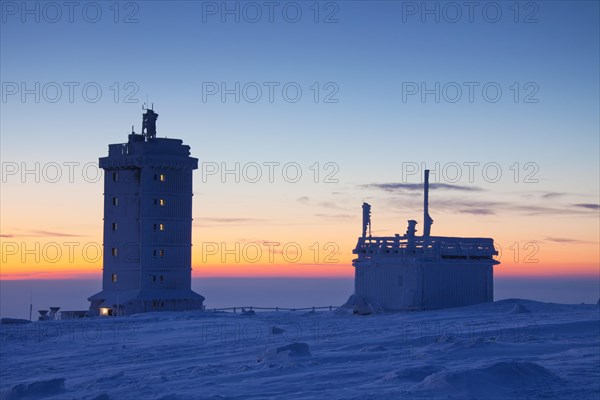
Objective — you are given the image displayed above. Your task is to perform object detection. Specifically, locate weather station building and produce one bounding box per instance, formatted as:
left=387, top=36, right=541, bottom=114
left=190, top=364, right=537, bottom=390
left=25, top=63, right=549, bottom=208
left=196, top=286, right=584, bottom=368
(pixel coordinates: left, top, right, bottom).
left=88, top=108, right=205, bottom=316
left=345, top=170, right=499, bottom=313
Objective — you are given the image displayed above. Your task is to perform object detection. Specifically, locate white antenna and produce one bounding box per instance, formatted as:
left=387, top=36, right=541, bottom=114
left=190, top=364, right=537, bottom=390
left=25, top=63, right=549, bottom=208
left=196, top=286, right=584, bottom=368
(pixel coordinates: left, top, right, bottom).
left=423, top=169, right=433, bottom=237
left=362, top=202, right=371, bottom=238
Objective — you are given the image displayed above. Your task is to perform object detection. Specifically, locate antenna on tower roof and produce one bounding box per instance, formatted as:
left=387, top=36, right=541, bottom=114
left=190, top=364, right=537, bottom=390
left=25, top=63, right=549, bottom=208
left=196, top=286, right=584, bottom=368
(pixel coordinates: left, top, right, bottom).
left=141, top=106, right=158, bottom=140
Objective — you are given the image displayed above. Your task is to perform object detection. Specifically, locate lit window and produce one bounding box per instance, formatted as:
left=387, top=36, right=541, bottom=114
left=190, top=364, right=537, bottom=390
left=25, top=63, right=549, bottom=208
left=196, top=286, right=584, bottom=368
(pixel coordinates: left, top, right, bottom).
left=112, top=273, right=117, bottom=283
left=112, top=197, right=118, bottom=206
left=112, top=172, right=118, bottom=182
left=159, top=223, right=165, bottom=231
left=160, top=174, right=165, bottom=182
left=100, top=308, right=110, bottom=316
left=159, top=199, right=165, bottom=206
left=153, top=249, right=165, bottom=257
left=112, top=222, right=117, bottom=231
left=112, top=248, right=118, bottom=256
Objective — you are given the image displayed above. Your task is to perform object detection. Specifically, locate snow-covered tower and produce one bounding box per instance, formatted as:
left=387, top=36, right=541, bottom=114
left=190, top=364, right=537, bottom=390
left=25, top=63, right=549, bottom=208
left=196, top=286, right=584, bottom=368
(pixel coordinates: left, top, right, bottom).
left=89, top=108, right=204, bottom=316
left=344, top=170, right=498, bottom=313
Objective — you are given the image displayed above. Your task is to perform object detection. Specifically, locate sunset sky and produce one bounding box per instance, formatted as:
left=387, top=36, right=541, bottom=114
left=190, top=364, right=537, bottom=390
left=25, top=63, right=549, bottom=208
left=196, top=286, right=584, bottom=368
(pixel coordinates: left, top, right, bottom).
left=1, top=1, right=598, bottom=281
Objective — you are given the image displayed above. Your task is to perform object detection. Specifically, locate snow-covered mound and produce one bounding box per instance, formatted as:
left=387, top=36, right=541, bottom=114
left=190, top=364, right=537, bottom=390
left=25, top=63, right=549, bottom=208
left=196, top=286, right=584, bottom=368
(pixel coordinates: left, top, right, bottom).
left=508, top=303, right=532, bottom=314
left=5, top=378, right=65, bottom=399
left=410, top=361, right=558, bottom=398
left=0, top=318, right=31, bottom=325
left=1, top=299, right=598, bottom=399
left=258, top=342, right=311, bottom=363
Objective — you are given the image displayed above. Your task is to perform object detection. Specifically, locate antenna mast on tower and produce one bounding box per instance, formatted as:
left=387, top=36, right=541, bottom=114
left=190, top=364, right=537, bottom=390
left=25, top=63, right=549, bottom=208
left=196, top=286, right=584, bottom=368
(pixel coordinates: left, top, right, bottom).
left=141, top=103, right=158, bottom=140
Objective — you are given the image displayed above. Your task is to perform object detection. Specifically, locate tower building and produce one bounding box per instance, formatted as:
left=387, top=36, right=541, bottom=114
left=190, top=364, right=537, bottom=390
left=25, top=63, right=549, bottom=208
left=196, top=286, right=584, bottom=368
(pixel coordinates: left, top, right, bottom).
left=89, top=108, right=204, bottom=316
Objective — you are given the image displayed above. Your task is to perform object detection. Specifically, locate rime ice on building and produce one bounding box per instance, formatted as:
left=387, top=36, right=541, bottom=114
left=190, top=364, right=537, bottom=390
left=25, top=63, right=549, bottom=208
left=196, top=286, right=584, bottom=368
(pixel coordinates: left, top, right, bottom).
left=88, top=108, right=204, bottom=316
left=345, top=170, right=498, bottom=313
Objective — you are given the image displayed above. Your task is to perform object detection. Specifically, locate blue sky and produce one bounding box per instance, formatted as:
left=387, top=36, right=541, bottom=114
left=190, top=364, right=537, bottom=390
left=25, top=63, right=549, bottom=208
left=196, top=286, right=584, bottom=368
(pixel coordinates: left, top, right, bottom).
left=2, top=1, right=598, bottom=177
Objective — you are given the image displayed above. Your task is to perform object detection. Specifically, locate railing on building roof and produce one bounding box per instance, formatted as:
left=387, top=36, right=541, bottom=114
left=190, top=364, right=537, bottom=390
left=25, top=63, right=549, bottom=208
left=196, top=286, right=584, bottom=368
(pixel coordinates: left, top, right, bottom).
left=353, top=235, right=498, bottom=262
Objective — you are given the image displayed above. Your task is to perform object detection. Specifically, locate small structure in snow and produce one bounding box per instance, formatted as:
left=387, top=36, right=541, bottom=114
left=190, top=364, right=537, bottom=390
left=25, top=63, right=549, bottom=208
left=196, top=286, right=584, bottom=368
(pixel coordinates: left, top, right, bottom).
left=34, top=307, right=87, bottom=320
left=48, top=307, right=60, bottom=320
left=60, top=311, right=89, bottom=320
left=37, top=310, right=50, bottom=321
left=344, top=170, right=499, bottom=311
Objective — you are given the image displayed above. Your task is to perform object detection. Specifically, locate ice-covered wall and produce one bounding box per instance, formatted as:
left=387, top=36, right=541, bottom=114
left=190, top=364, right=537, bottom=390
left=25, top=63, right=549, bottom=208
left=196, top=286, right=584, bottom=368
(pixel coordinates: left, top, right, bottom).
left=353, top=257, right=494, bottom=311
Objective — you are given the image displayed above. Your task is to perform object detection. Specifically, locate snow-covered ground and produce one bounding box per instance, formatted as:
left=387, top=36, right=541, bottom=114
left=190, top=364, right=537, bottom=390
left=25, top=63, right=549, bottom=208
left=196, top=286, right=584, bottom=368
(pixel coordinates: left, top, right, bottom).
left=1, top=299, right=599, bottom=400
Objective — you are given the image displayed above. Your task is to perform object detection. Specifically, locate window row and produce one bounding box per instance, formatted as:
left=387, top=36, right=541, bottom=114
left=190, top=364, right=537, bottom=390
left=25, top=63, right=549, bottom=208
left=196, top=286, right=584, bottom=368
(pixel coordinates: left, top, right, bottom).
left=110, top=273, right=166, bottom=284
left=111, top=197, right=166, bottom=206
left=112, top=172, right=166, bottom=182
left=110, top=222, right=166, bottom=231
left=111, top=248, right=165, bottom=257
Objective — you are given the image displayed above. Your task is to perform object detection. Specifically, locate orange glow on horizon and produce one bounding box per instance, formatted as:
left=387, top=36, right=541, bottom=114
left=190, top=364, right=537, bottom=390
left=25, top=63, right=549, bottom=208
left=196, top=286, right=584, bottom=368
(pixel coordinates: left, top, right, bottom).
left=1, top=262, right=599, bottom=280
left=2, top=171, right=599, bottom=283
left=1, top=232, right=598, bottom=279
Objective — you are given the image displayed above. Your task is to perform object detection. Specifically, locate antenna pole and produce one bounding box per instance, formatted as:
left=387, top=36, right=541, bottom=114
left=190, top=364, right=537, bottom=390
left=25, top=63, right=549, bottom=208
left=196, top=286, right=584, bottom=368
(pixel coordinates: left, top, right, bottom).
left=423, top=169, right=433, bottom=236
left=362, top=203, right=371, bottom=238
